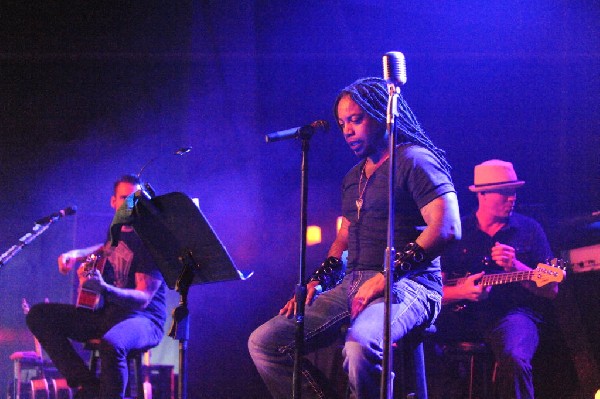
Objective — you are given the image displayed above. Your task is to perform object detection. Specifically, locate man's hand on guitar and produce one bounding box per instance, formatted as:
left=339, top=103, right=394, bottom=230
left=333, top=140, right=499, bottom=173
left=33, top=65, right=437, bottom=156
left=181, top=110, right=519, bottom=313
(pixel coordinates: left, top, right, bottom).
left=77, top=266, right=108, bottom=295
left=443, top=271, right=490, bottom=305
left=58, top=252, right=78, bottom=274
left=461, top=272, right=490, bottom=302
left=279, top=281, right=322, bottom=318
left=58, top=244, right=105, bottom=275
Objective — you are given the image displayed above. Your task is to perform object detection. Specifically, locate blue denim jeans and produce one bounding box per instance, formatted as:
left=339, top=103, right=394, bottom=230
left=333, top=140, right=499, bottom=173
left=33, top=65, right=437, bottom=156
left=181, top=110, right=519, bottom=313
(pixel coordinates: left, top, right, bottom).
left=26, top=302, right=163, bottom=399
left=486, top=310, right=541, bottom=399
left=248, top=270, right=441, bottom=399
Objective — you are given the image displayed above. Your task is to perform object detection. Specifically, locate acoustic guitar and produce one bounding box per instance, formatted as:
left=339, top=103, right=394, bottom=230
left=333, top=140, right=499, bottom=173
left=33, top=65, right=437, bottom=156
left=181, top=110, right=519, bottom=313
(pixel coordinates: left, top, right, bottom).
left=76, top=253, right=107, bottom=311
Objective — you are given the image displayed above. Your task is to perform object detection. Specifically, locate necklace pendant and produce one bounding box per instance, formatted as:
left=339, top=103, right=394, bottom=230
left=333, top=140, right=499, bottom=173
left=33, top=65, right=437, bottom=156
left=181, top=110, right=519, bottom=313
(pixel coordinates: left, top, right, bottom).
left=356, top=198, right=363, bottom=220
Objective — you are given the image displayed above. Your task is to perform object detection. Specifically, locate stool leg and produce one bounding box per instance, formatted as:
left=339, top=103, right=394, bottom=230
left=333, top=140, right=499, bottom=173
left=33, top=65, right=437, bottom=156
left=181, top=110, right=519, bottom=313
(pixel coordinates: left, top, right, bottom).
left=125, top=353, right=144, bottom=399
left=468, top=354, right=474, bottom=399
left=14, top=359, right=21, bottom=399
left=413, top=341, right=428, bottom=399
left=135, top=355, right=144, bottom=399
left=89, top=350, right=100, bottom=377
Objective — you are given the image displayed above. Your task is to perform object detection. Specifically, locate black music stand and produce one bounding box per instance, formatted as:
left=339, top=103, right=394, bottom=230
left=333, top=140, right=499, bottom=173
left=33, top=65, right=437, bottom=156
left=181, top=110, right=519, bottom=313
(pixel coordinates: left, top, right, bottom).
left=119, top=191, right=249, bottom=399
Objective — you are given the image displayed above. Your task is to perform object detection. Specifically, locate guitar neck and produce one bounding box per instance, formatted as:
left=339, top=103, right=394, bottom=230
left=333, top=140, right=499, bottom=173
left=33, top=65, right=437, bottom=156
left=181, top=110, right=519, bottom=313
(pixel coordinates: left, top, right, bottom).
left=446, top=270, right=535, bottom=287
left=478, top=270, right=535, bottom=286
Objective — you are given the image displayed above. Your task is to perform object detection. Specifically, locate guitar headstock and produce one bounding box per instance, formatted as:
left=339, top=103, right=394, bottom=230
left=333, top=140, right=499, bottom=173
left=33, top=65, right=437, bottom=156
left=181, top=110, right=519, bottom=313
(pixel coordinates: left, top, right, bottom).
left=21, top=298, right=30, bottom=315
left=532, top=258, right=566, bottom=286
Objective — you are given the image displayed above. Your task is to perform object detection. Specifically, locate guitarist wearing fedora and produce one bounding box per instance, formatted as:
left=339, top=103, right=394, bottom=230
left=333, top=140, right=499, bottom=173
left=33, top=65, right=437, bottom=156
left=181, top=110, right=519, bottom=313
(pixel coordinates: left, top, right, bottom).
left=438, top=159, right=557, bottom=399
left=26, top=174, right=167, bottom=399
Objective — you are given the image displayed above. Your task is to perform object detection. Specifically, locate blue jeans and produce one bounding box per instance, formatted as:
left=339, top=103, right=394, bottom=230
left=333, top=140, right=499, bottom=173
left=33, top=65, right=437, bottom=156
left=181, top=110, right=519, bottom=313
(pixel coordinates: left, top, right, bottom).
left=26, top=303, right=163, bottom=399
left=486, top=310, right=540, bottom=399
left=248, top=270, right=441, bottom=399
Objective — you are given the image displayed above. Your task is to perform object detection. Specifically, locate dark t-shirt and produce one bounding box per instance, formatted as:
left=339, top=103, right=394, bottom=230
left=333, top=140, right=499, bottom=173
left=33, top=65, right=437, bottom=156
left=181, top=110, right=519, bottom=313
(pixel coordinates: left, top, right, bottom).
left=102, top=229, right=167, bottom=329
left=341, top=144, right=456, bottom=293
left=439, top=212, right=553, bottom=336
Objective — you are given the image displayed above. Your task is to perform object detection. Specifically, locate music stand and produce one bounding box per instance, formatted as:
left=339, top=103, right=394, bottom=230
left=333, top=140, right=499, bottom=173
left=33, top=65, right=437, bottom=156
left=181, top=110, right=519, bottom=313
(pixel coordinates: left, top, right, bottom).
left=122, top=191, right=249, bottom=399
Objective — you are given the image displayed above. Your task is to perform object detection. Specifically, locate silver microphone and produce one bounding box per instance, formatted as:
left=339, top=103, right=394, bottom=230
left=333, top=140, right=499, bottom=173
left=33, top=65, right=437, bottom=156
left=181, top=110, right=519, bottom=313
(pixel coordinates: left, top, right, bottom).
left=382, top=51, right=407, bottom=87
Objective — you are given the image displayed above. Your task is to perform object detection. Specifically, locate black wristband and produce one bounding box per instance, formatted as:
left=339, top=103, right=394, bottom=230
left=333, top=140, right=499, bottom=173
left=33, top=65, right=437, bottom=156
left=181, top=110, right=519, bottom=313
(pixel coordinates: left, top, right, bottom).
left=307, top=256, right=345, bottom=291
left=383, top=242, right=427, bottom=281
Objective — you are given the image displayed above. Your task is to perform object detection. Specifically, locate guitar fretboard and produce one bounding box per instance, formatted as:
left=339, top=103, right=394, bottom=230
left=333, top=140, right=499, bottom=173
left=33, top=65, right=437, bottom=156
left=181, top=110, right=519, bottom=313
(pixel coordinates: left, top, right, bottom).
left=446, top=270, right=534, bottom=287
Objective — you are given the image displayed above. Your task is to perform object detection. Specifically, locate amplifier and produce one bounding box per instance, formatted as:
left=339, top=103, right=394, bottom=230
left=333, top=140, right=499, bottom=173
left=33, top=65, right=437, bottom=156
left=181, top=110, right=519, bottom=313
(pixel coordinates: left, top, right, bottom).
left=565, top=244, right=600, bottom=273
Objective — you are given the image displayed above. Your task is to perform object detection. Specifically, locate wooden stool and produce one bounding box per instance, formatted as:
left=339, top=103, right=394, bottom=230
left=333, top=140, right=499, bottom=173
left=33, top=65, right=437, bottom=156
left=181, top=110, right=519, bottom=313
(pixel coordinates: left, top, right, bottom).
left=438, top=341, right=497, bottom=399
left=84, top=339, right=146, bottom=399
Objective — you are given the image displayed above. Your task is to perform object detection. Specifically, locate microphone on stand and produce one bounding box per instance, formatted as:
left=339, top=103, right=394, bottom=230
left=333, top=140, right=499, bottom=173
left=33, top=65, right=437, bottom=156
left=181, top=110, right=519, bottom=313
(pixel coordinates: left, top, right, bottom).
left=35, top=206, right=77, bottom=226
left=137, top=147, right=192, bottom=179
left=383, top=51, right=407, bottom=89
left=381, top=50, right=408, bottom=399
left=136, top=146, right=193, bottom=198
left=265, top=120, right=329, bottom=143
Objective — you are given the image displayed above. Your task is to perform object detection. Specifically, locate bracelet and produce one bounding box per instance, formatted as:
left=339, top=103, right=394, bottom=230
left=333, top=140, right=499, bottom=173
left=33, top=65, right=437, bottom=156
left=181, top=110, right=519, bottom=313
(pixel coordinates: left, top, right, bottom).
left=307, top=256, right=345, bottom=292
left=382, top=242, right=427, bottom=281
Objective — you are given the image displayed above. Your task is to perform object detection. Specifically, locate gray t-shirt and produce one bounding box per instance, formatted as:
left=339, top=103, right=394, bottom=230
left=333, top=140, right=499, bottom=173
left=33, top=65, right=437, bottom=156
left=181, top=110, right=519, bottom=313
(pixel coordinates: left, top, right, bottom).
left=341, top=144, right=455, bottom=293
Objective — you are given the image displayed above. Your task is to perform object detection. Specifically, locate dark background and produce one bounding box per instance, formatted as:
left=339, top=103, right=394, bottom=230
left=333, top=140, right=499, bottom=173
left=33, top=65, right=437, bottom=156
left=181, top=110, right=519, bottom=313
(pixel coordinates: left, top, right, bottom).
left=1, top=1, right=598, bottom=398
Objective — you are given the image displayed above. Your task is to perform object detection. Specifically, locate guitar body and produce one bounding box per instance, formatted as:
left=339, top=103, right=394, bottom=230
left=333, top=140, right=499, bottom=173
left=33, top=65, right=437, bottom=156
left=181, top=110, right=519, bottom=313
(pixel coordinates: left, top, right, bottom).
left=76, top=254, right=107, bottom=311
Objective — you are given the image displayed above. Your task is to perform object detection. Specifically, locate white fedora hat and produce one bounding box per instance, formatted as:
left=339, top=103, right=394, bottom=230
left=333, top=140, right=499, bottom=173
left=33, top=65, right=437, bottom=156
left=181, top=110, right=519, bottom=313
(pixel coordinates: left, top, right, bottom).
left=468, top=159, right=525, bottom=192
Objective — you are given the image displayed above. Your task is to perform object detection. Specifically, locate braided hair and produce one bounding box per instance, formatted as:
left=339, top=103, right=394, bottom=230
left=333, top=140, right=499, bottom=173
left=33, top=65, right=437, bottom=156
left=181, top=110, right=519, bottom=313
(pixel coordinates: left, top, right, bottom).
left=333, top=77, right=451, bottom=173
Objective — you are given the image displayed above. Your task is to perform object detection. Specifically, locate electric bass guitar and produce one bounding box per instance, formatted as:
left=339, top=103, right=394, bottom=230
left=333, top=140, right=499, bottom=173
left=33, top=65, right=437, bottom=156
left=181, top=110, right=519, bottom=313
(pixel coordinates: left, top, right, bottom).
left=76, top=253, right=107, bottom=311
left=446, top=259, right=566, bottom=312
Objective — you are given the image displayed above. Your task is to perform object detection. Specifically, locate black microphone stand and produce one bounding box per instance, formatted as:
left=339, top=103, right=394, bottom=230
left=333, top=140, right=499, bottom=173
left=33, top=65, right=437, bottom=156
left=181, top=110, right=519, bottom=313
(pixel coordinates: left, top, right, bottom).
left=292, top=130, right=314, bottom=399
left=381, top=84, right=400, bottom=399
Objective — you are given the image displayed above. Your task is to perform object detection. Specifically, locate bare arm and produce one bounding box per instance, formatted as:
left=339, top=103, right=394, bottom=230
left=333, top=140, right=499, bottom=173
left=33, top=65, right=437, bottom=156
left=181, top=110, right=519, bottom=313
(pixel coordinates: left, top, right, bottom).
left=279, top=216, right=351, bottom=318
left=104, top=272, right=163, bottom=309
left=58, top=243, right=105, bottom=274
left=441, top=271, right=489, bottom=305
left=81, top=270, right=162, bottom=310
left=327, top=216, right=350, bottom=258
left=414, top=191, right=461, bottom=256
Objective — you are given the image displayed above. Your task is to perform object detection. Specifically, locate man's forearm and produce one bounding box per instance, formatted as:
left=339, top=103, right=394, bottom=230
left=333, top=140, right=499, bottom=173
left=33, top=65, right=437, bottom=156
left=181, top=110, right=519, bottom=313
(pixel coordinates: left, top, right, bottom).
left=104, top=285, right=152, bottom=310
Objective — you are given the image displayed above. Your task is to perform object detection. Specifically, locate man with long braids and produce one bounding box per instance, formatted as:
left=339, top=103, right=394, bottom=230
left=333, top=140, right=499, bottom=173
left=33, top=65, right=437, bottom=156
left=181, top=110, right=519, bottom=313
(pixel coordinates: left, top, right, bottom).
left=248, top=77, right=461, bottom=398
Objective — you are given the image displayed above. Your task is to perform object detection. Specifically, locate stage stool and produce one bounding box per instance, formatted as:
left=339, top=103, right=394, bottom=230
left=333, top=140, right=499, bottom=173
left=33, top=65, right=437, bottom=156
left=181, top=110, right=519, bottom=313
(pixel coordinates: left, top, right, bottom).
left=341, top=324, right=436, bottom=399
left=84, top=339, right=149, bottom=399
left=393, top=324, right=437, bottom=399
left=438, top=341, right=498, bottom=399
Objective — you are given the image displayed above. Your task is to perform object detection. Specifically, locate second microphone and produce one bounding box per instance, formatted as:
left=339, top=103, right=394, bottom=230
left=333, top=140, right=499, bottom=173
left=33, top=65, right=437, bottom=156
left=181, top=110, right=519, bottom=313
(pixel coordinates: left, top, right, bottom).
left=265, top=120, right=329, bottom=143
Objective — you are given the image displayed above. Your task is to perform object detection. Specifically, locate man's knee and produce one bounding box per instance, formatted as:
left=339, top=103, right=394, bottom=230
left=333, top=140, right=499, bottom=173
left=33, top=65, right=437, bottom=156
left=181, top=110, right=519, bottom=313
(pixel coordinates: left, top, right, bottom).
left=25, top=303, right=47, bottom=333
left=248, top=321, right=275, bottom=359
left=343, top=337, right=377, bottom=369
left=248, top=327, right=262, bottom=357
